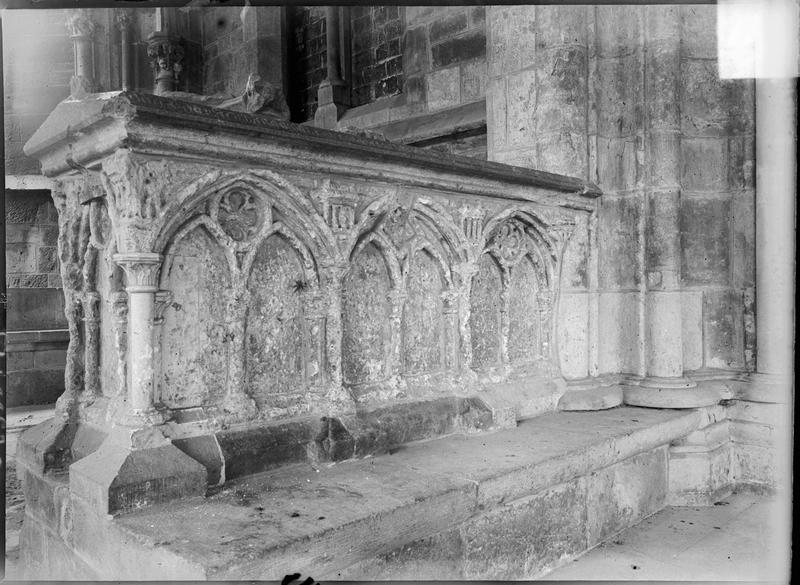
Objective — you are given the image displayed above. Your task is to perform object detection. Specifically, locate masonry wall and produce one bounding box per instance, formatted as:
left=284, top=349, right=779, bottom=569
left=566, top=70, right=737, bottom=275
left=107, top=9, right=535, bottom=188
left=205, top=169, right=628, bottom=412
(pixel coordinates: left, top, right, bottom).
left=486, top=5, right=756, bottom=380
left=4, top=191, right=67, bottom=406
left=3, top=11, right=72, bottom=406
left=198, top=7, right=286, bottom=101
left=288, top=6, right=327, bottom=122
left=403, top=6, right=487, bottom=115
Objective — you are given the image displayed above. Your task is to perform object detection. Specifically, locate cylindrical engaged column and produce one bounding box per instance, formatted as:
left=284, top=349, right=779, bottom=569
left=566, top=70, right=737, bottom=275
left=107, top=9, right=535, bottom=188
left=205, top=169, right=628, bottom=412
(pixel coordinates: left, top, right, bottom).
left=643, top=6, right=688, bottom=385
left=755, top=78, right=796, bottom=384
left=315, top=6, right=348, bottom=127
left=113, top=253, right=162, bottom=415
left=65, top=9, right=97, bottom=97
left=325, top=6, right=344, bottom=85
left=116, top=10, right=132, bottom=91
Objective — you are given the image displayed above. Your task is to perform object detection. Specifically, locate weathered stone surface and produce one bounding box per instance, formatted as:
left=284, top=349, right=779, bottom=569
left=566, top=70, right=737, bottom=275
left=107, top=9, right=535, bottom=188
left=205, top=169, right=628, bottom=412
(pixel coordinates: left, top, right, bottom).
left=597, top=292, right=639, bottom=374
left=335, top=529, right=465, bottom=580
left=680, top=196, right=731, bottom=285
left=623, top=385, right=720, bottom=408
left=5, top=288, right=67, bottom=331
left=342, top=242, right=392, bottom=387
left=506, top=68, right=537, bottom=146
left=535, top=5, right=587, bottom=47
left=217, top=421, right=314, bottom=480
left=172, top=435, right=225, bottom=486
left=681, top=290, right=704, bottom=371
left=431, top=32, right=486, bottom=70
left=469, top=254, right=503, bottom=369
left=245, top=235, right=309, bottom=416
left=558, top=385, right=623, bottom=411
left=703, top=289, right=744, bottom=370
left=486, top=6, right=537, bottom=76
left=597, top=198, right=641, bottom=289
left=462, top=478, right=588, bottom=579
left=586, top=446, right=667, bottom=545
left=669, top=443, right=733, bottom=506
left=160, top=225, right=230, bottom=409
left=403, top=251, right=445, bottom=375
left=596, top=56, right=640, bottom=138
left=558, top=292, right=589, bottom=379
left=425, top=66, right=460, bottom=112
left=595, top=6, right=641, bottom=57
left=19, top=406, right=702, bottom=580
left=69, top=434, right=207, bottom=514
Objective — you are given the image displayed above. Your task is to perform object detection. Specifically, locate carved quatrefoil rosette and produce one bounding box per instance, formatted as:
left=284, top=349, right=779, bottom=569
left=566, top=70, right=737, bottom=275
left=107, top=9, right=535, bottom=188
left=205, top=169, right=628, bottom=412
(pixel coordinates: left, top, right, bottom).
left=382, top=206, right=419, bottom=252
left=488, top=220, right=529, bottom=266
left=212, top=189, right=268, bottom=243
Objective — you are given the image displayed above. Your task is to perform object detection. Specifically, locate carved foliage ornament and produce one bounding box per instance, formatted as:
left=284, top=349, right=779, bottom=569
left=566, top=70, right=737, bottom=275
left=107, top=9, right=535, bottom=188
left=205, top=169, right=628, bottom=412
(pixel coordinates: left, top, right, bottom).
left=488, top=220, right=530, bottom=266
left=217, top=190, right=264, bottom=242
left=209, top=188, right=269, bottom=244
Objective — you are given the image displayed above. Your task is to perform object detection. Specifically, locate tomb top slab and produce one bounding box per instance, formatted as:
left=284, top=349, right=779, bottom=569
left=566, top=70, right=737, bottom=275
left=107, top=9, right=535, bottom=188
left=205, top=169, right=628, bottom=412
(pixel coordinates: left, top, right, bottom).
left=24, top=91, right=601, bottom=206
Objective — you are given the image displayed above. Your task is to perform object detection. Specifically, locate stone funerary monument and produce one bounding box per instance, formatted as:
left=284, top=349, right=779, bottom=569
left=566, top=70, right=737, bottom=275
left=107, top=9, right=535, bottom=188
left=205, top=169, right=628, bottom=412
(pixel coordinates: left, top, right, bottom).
left=7, top=4, right=793, bottom=580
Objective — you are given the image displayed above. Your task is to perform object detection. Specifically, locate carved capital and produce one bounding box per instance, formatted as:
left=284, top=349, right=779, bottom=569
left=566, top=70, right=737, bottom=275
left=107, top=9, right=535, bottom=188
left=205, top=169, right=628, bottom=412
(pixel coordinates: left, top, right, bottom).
left=100, top=151, right=179, bottom=252
left=147, top=31, right=184, bottom=93
left=115, top=9, right=132, bottom=31
left=113, top=253, right=163, bottom=293
left=65, top=9, right=97, bottom=38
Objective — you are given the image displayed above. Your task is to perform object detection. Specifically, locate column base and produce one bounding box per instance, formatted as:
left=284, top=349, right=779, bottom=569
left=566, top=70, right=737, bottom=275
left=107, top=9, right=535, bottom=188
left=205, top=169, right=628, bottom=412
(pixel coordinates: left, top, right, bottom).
left=557, top=385, right=623, bottom=411
left=69, top=426, right=207, bottom=515
left=624, top=377, right=720, bottom=408
left=314, top=80, right=348, bottom=129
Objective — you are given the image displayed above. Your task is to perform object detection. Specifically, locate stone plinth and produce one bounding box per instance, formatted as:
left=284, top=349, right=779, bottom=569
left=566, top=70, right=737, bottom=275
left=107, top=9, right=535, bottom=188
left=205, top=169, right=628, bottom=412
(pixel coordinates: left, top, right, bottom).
left=19, top=407, right=702, bottom=580
left=19, top=89, right=600, bottom=530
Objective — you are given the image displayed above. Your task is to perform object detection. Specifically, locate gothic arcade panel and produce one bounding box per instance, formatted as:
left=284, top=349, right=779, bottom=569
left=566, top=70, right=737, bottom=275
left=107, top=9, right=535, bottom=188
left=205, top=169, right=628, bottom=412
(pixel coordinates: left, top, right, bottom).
left=403, top=249, right=445, bottom=375
left=470, top=253, right=503, bottom=369
left=160, top=226, right=230, bottom=408
left=507, top=256, right=541, bottom=364
left=342, top=242, right=392, bottom=386
left=245, top=234, right=307, bottom=413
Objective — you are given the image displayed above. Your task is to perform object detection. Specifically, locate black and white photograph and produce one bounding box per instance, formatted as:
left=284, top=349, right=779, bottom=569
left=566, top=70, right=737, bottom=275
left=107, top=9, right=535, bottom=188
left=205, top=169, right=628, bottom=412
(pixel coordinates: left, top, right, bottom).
left=1, top=0, right=795, bottom=581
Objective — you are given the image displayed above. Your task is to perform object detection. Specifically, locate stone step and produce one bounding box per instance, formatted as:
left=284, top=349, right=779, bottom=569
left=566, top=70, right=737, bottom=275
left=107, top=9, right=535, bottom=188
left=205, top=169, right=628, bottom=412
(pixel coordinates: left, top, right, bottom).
left=92, top=407, right=702, bottom=580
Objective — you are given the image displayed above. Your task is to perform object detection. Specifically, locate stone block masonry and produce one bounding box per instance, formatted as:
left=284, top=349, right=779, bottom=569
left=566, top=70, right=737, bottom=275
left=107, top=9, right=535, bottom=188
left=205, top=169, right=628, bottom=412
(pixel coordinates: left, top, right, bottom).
left=5, top=189, right=68, bottom=406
